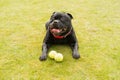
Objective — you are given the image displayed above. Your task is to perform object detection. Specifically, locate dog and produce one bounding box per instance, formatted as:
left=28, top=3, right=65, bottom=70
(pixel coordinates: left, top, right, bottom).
left=39, top=12, right=80, bottom=61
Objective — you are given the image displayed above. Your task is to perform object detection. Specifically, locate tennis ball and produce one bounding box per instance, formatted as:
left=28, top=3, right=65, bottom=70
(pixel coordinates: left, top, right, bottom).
left=54, top=53, right=63, bottom=62
left=48, top=50, right=57, bottom=59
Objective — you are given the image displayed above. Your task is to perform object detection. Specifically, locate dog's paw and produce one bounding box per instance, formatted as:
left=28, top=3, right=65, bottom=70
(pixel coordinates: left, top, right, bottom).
left=72, top=51, right=80, bottom=59
left=39, top=55, right=47, bottom=61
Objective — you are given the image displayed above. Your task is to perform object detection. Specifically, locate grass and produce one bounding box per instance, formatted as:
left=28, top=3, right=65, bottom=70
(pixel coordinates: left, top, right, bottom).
left=0, top=0, right=120, bottom=80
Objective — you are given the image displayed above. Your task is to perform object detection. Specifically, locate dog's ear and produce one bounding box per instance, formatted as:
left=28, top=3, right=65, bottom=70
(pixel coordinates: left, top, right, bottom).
left=52, top=12, right=56, bottom=14
left=67, top=13, right=73, bottom=19
left=50, top=12, right=56, bottom=19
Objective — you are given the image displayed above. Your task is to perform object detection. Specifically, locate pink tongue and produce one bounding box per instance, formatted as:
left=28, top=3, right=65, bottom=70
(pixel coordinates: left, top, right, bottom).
left=51, top=29, right=60, bottom=33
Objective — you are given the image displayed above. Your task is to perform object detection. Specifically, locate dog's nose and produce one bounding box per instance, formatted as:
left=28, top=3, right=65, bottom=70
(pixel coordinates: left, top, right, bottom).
left=54, top=20, right=59, bottom=23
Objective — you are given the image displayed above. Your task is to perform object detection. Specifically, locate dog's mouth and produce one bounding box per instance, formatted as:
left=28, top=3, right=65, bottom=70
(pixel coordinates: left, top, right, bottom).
left=50, top=28, right=67, bottom=36
left=50, top=28, right=62, bottom=36
left=51, top=29, right=61, bottom=34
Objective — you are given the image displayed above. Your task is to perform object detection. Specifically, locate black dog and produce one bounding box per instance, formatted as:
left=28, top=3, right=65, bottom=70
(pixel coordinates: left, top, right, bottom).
left=39, top=12, right=80, bottom=61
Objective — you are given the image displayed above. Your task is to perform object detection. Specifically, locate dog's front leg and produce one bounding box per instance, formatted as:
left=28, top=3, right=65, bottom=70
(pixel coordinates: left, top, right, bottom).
left=72, top=43, right=80, bottom=59
left=39, top=43, right=50, bottom=61
left=39, top=31, right=50, bottom=61
left=70, top=42, right=80, bottom=59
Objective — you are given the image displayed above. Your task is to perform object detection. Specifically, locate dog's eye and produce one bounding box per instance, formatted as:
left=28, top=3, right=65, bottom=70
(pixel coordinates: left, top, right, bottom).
left=60, top=17, right=65, bottom=21
left=54, top=16, right=61, bottom=20
left=52, top=17, right=54, bottom=19
left=62, top=28, right=67, bottom=31
left=54, top=17, right=57, bottom=19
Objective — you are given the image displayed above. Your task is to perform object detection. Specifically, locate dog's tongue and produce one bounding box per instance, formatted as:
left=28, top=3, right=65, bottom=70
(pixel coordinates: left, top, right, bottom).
left=51, top=29, right=60, bottom=33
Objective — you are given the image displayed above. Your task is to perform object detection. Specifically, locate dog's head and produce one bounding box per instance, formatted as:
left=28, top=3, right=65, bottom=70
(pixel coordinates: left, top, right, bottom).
left=48, top=12, right=73, bottom=38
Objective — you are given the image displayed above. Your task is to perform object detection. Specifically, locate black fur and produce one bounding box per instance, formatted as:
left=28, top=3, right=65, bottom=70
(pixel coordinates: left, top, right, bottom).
left=39, top=12, right=80, bottom=61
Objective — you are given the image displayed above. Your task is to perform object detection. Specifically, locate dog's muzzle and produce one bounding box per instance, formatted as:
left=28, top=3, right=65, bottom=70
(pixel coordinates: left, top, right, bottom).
left=50, top=28, right=72, bottom=39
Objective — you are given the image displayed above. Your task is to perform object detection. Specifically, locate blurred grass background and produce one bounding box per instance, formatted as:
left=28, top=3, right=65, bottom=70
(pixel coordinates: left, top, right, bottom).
left=0, top=0, right=120, bottom=80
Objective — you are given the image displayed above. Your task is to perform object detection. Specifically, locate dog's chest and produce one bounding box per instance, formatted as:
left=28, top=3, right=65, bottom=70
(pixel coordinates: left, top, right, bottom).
left=51, top=37, right=69, bottom=44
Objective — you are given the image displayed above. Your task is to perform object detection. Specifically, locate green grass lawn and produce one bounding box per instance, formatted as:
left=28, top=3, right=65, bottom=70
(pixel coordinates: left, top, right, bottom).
left=0, top=0, right=120, bottom=80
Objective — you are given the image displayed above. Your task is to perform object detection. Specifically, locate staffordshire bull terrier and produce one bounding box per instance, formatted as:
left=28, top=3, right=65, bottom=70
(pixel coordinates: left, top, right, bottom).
left=39, top=12, right=80, bottom=61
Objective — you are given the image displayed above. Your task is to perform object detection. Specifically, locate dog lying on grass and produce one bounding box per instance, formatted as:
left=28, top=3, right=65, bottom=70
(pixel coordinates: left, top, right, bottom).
left=39, top=12, right=80, bottom=61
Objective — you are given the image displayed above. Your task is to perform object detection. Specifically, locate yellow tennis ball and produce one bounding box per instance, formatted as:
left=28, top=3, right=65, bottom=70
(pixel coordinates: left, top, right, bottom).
left=54, top=53, right=63, bottom=62
left=48, top=50, right=57, bottom=59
